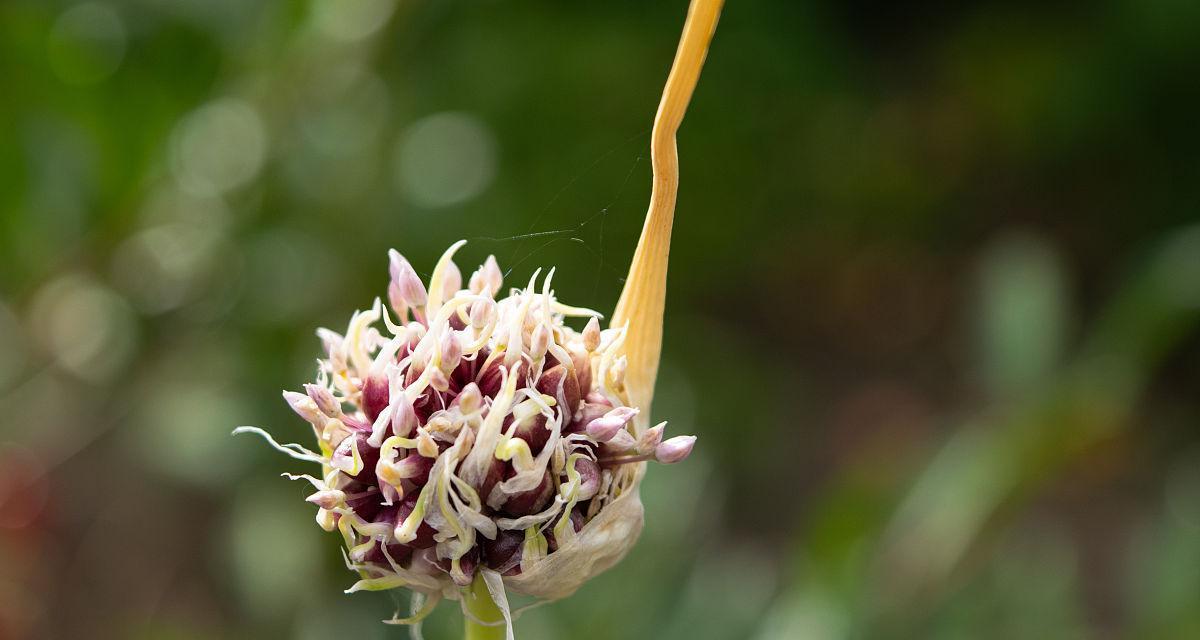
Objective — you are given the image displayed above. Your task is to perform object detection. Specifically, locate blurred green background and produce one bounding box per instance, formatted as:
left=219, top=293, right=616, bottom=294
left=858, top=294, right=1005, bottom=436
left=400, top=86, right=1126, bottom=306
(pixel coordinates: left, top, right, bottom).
left=2, top=0, right=1199, bottom=638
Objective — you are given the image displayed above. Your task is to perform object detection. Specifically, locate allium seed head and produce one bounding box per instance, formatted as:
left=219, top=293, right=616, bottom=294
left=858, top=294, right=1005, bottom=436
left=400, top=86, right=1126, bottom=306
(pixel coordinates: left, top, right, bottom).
left=241, top=241, right=698, bottom=626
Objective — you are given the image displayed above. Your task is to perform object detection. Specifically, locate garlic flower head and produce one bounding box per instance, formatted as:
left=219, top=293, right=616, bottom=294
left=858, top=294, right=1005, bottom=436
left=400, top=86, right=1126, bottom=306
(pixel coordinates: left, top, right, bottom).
left=240, top=240, right=695, bottom=615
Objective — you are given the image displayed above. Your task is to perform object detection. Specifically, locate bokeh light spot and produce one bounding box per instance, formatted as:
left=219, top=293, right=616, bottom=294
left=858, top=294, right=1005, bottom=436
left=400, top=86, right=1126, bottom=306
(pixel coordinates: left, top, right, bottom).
left=46, top=3, right=126, bottom=86
left=133, top=382, right=252, bottom=487
left=27, top=275, right=138, bottom=382
left=171, top=98, right=267, bottom=196
left=394, top=112, right=497, bottom=209
left=111, top=223, right=225, bottom=314
left=299, top=67, right=390, bottom=157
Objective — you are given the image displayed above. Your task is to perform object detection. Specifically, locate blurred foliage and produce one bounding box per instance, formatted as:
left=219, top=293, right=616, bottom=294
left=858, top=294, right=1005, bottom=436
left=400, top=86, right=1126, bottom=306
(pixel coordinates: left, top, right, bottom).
left=1, top=0, right=1198, bottom=638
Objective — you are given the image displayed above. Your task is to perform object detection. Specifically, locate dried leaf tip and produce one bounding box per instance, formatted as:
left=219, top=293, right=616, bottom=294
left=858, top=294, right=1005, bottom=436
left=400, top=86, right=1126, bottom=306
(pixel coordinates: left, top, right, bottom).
left=612, top=0, right=723, bottom=418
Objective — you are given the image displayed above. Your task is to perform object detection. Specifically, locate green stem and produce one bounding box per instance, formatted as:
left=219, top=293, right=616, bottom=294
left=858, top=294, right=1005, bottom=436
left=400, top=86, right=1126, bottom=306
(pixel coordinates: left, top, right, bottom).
left=464, top=573, right=505, bottom=640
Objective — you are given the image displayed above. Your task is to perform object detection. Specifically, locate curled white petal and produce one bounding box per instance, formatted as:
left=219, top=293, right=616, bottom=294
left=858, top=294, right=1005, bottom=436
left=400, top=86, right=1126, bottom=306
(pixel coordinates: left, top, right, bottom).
left=232, top=426, right=324, bottom=463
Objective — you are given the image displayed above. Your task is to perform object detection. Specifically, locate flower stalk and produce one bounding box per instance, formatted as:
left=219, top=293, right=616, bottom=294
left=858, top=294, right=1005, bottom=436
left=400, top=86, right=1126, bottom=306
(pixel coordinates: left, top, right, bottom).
left=464, top=573, right=506, bottom=640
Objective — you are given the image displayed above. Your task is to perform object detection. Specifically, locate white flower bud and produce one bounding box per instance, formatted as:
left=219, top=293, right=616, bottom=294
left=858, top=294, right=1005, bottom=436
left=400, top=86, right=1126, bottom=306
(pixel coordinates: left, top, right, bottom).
left=391, top=392, right=417, bottom=437
left=603, top=428, right=638, bottom=453
left=416, top=429, right=439, bottom=458
left=638, top=421, right=666, bottom=452
left=583, top=316, right=601, bottom=352
left=469, top=254, right=503, bottom=297
left=654, top=435, right=696, bottom=464
left=469, top=298, right=495, bottom=329
left=441, top=259, right=462, bottom=301
left=439, top=331, right=462, bottom=372
left=456, top=382, right=483, bottom=415
left=429, top=367, right=450, bottom=392
left=530, top=325, right=550, bottom=361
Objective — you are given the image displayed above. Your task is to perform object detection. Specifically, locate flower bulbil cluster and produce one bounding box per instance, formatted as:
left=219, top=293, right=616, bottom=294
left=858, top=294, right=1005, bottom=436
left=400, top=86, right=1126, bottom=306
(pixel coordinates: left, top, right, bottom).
left=260, top=242, right=694, bottom=600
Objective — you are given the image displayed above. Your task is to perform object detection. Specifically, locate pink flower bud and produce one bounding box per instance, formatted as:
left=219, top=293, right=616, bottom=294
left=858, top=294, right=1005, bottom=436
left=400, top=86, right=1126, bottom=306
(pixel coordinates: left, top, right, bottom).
left=388, top=249, right=427, bottom=308
left=654, top=435, right=696, bottom=464
left=256, top=241, right=709, bottom=603
left=585, top=406, right=638, bottom=442
left=469, top=298, right=495, bottom=329
left=306, top=489, right=345, bottom=510
left=442, top=259, right=462, bottom=300
left=569, top=399, right=611, bottom=433
left=304, top=383, right=340, bottom=418
left=387, top=280, right=407, bottom=318
left=283, top=391, right=323, bottom=424
left=391, top=392, right=417, bottom=437
left=439, top=331, right=462, bottom=372
left=573, top=457, right=600, bottom=500
left=469, top=255, right=502, bottom=297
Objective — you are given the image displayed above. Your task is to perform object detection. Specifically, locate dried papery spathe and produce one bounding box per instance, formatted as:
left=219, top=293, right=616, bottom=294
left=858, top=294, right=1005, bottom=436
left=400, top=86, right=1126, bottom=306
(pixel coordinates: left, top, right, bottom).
left=503, top=480, right=645, bottom=601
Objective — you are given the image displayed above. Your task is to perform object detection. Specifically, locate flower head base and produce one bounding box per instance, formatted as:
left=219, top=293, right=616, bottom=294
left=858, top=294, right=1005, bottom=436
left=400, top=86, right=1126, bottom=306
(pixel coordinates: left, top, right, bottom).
left=238, top=241, right=695, bottom=622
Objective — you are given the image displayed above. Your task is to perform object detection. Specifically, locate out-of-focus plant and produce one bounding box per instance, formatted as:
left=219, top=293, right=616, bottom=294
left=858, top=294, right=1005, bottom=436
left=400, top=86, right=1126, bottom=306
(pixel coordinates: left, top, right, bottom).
left=759, top=223, right=1200, bottom=638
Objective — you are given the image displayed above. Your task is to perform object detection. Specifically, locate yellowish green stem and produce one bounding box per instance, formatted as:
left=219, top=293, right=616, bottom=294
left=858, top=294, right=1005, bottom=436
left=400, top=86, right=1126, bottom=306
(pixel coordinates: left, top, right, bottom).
left=464, top=573, right=505, bottom=640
